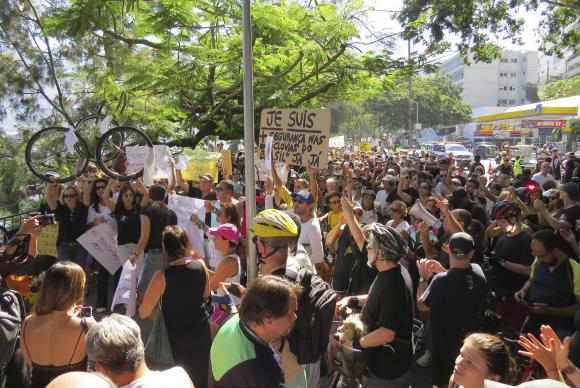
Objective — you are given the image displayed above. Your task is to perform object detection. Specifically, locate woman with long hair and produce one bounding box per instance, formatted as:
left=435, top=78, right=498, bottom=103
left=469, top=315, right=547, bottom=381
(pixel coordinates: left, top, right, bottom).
left=21, top=262, right=93, bottom=388
left=110, top=183, right=150, bottom=315
left=139, top=225, right=211, bottom=388
left=83, top=177, right=114, bottom=313
left=45, top=184, right=89, bottom=269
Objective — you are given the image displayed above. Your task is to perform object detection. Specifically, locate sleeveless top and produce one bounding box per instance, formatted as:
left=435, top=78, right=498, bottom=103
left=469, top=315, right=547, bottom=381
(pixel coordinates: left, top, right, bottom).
left=162, top=260, right=209, bottom=334
left=22, top=318, right=88, bottom=388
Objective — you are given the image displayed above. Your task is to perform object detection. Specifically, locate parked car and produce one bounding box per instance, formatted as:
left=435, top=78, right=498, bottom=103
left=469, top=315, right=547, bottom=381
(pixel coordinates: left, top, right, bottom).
left=438, top=143, right=474, bottom=162
left=474, top=144, right=497, bottom=159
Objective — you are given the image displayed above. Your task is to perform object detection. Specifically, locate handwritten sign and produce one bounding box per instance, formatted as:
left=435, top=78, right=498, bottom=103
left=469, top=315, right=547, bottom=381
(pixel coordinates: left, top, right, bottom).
left=258, top=109, right=331, bottom=169
left=77, top=223, right=121, bottom=275
left=222, top=150, right=233, bottom=177
left=37, top=224, right=58, bottom=257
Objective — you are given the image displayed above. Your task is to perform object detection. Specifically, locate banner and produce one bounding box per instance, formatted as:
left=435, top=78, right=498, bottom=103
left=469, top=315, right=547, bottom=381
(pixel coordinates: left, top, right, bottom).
left=77, top=223, right=121, bottom=275
left=37, top=224, right=58, bottom=257
left=181, top=149, right=222, bottom=182
left=258, top=108, right=331, bottom=169
left=359, top=142, right=371, bottom=152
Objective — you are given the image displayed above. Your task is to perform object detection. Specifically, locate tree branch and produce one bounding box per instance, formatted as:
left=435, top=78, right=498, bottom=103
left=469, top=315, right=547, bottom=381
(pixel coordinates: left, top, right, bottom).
left=101, top=29, right=167, bottom=49
left=26, top=0, right=74, bottom=127
left=541, top=0, right=580, bottom=10
left=288, top=43, right=347, bottom=91
left=292, top=81, right=336, bottom=106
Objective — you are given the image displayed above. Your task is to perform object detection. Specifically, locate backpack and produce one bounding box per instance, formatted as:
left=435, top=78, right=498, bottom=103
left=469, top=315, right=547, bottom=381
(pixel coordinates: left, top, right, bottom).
left=287, top=268, right=338, bottom=364
left=0, top=284, right=26, bottom=379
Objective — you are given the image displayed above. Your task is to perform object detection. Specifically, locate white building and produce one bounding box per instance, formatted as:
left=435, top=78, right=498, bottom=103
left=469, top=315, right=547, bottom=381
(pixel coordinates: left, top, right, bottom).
left=565, top=50, right=580, bottom=79
left=440, top=50, right=539, bottom=109
left=538, top=54, right=567, bottom=84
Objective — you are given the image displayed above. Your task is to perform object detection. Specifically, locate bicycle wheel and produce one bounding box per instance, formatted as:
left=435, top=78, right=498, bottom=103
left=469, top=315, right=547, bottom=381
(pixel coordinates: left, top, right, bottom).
left=96, top=126, right=153, bottom=181
left=75, top=114, right=117, bottom=162
left=25, top=127, right=89, bottom=183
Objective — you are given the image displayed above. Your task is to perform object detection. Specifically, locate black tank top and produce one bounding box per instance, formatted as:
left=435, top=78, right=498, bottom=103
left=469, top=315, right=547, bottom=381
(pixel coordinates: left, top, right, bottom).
left=162, top=261, right=209, bottom=334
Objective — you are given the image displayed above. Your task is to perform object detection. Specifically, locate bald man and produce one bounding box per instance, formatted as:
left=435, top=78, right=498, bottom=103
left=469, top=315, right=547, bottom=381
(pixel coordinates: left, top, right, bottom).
left=47, top=372, right=116, bottom=388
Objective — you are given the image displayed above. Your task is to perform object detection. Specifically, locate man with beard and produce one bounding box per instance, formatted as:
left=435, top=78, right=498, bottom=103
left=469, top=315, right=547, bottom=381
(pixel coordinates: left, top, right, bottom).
left=515, top=229, right=580, bottom=338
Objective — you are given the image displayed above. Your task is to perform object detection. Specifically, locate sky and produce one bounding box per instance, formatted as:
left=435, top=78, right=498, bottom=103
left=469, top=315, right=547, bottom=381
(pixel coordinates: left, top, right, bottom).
left=364, top=0, right=542, bottom=61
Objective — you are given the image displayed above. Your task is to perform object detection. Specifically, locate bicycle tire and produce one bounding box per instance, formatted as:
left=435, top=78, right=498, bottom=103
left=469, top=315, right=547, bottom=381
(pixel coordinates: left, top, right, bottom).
left=96, top=126, right=153, bottom=181
left=75, top=114, right=118, bottom=162
left=25, top=126, right=89, bottom=183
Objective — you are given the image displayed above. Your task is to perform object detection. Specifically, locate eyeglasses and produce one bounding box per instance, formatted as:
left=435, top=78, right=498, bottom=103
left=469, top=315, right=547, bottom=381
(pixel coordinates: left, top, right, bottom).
left=96, top=185, right=106, bottom=190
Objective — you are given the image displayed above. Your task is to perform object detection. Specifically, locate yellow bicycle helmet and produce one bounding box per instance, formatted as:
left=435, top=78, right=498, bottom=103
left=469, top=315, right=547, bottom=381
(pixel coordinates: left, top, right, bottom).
left=251, top=209, right=299, bottom=238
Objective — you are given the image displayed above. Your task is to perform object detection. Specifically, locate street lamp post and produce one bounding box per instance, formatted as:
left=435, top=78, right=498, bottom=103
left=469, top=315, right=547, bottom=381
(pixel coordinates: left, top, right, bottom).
left=242, top=0, right=257, bottom=283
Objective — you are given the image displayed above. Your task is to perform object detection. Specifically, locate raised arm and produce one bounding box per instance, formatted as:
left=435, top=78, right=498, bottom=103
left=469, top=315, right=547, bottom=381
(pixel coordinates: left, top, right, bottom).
left=341, top=195, right=365, bottom=251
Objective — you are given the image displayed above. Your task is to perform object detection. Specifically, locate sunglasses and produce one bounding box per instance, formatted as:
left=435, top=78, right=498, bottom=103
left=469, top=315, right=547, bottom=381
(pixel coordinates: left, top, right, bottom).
left=329, top=200, right=340, bottom=205
left=390, top=207, right=402, bottom=213
left=96, top=185, right=106, bottom=190
left=63, top=194, right=77, bottom=198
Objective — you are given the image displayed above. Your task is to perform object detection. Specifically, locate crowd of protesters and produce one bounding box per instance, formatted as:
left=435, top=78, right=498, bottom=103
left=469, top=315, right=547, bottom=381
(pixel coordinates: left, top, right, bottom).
left=3, top=145, right=580, bottom=388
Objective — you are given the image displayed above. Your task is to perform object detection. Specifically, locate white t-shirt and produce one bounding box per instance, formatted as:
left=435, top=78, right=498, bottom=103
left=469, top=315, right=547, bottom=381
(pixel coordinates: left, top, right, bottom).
left=120, top=367, right=193, bottom=388
left=298, top=217, right=325, bottom=265
left=87, top=204, right=112, bottom=225
left=531, top=172, right=556, bottom=188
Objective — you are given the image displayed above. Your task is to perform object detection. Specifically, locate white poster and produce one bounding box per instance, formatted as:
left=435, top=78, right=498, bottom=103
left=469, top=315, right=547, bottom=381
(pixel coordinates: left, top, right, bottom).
left=77, top=223, right=121, bottom=275
left=329, top=135, right=345, bottom=148
left=168, top=194, right=206, bottom=257
left=255, top=160, right=289, bottom=183
left=110, top=244, right=141, bottom=317
left=127, top=145, right=173, bottom=186
left=265, top=135, right=274, bottom=173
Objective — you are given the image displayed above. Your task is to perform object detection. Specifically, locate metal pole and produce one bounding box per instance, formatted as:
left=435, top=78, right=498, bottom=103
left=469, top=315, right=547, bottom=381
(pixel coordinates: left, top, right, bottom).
left=242, top=0, right=257, bottom=283
left=415, top=101, right=419, bottom=124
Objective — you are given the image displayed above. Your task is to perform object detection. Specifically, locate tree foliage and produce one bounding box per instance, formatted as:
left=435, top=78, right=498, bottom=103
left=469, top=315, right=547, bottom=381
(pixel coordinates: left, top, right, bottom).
left=540, top=75, right=580, bottom=100
left=333, top=72, right=471, bottom=137
left=0, top=0, right=396, bottom=146
left=398, top=0, right=580, bottom=62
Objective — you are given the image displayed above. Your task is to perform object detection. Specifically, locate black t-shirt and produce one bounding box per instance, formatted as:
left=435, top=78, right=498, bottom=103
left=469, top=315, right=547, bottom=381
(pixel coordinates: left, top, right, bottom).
left=116, top=210, right=141, bottom=246
left=54, top=203, right=88, bottom=245
left=492, top=231, right=533, bottom=296
left=421, top=264, right=488, bottom=386
left=333, top=229, right=376, bottom=294
left=141, top=204, right=178, bottom=251
left=361, top=265, right=413, bottom=380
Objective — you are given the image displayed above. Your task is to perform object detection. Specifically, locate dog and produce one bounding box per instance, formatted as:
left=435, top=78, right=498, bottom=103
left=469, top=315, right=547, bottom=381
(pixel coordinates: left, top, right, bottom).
left=336, top=313, right=366, bottom=348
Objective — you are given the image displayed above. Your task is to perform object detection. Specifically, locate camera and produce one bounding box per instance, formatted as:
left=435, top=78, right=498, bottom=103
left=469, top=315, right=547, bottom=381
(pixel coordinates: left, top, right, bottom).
left=38, top=214, right=56, bottom=226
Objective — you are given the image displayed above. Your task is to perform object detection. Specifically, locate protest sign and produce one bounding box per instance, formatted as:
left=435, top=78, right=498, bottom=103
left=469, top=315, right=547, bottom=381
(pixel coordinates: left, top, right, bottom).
left=222, top=150, right=233, bottom=177
left=258, top=108, right=331, bottom=169
left=329, top=135, right=345, bottom=148
left=255, top=160, right=289, bottom=184
left=77, top=223, right=121, bottom=275
left=168, top=194, right=206, bottom=257
left=359, top=142, right=371, bottom=152
left=37, top=224, right=58, bottom=257
left=265, top=135, right=274, bottom=173
left=111, top=244, right=141, bottom=317
left=181, top=149, right=221, bottom=182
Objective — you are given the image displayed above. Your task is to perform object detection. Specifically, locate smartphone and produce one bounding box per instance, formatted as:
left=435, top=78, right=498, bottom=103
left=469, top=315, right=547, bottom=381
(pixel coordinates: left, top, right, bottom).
left=38, top=214, right=56, bottom=226
left=79, top=305, right=93, bottom=318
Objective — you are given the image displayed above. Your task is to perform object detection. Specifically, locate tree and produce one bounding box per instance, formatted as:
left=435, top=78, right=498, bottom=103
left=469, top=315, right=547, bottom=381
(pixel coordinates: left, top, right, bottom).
left=0, top=0, right=392, bottom=147
left=332, top=71, right=471, bottom=138
left=540, top=75, right=580, bottom=100
left=367, top=72, right=471, bottom=131
left=398, top=0, right=580, bottom=62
